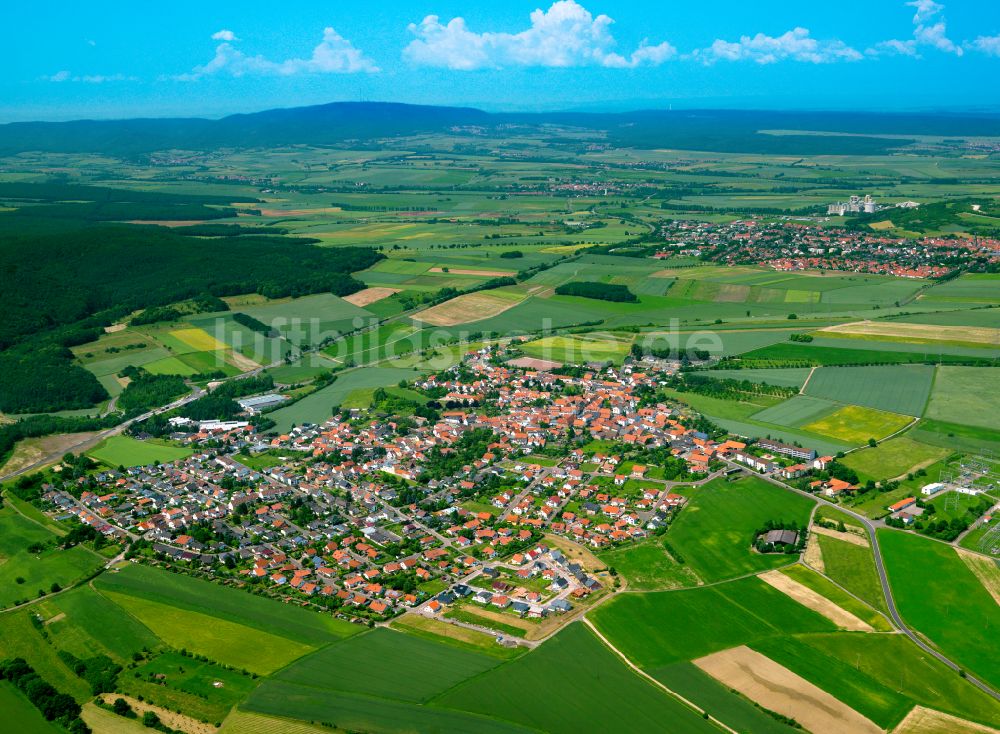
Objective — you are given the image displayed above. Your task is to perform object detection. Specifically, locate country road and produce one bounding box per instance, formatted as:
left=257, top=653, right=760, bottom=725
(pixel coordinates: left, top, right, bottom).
left=727, top=459, right=1000, bottom=703
left=0, top=387, right=207, bottom=484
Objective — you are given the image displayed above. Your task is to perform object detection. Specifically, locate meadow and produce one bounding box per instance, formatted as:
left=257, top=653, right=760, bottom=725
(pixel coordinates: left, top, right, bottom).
left=924, top=366, right=1000, bottom=431
left=814, top=534, right=886, bottom=612
left=597, top=539, right=700, bottom=590
left=839, top=434, right=950, bottom=482
left=88, top=435, right=193, bottom=467
left=93, top=564, right=357, bottom=645
left=98, top=590, right=313, bottom=674
left=802, top=405, right=912, bottom=444
left=880, top=529, right=1000, bottom=689
left=125, top=651, right=258, bottom=724
left=0, top=504, right=105, bottom=609
left=666, top=475, right=815, bottom=582
left=40, top=585, right=162, bottom=662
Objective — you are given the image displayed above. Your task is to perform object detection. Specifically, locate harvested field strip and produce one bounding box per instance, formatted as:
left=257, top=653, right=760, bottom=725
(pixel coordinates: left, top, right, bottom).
left=759, top=570, right=873, bottom=632
left=412, top=291, right=525, bottom=326
left=342, top=287, right=400, bottom=306
left=694, top=645, right=882, bottom=734
left=821, top=320, right=1000, bottom=347
left=811, top=524, right=869, bottom=547
left=428, top=267, right=515, bottom=277
left=892, top=706, right=1000, bottom=734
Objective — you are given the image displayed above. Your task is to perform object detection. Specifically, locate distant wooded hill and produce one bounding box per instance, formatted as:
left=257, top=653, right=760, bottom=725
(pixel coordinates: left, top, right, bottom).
left=2, top=102, right=1000, bottom=156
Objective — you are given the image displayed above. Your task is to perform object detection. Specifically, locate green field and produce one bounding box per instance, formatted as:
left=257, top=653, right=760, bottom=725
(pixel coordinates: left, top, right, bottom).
left=88, top=435, right=193, bottom=467
left=40, top=585, right=161, bottom=662
left=94, top=564, right=357, bottom=645
left=520, top=334, right=633, bottom=364
left=750, top=394, right=839, bottom=427
left=802, top=404, right=912, bottom=443
left=925, top=366, right=1000, bottom=431
left=667, top=475, right=814, bottom=582
left=880, top=529, right=1000, bottom=689
left=99, top=590, right=312, bottom=674
left=0, top=683, right=59, bottom=734
left=125, top=651, right=258, bottom=724
left=815, top=534, right=887, bottom=612
left=651, top=663, right=800, bottom=734
left=701, top=367, right=814, bottom=388
left=780, top=564, right=891, bottom=631
left=436, top=623, right=718, bottom=734
left=244, top=681, right=534, bottom=734
left=269, top=629, right=501, bottom=703
left=802, top=364, right=935, bottom=416
left=740, top=341, right=977, bottom=366
left=597, top=539, right=700, bottom=590
left=839, top=434, right=950, bottom=481
left=0, top=504, right=104, bottom=609
left=591, top=576, right=836, bottom=669
left=268, top=366, right=419, bottom=432
left=752, top=633, right=1000, bottom=729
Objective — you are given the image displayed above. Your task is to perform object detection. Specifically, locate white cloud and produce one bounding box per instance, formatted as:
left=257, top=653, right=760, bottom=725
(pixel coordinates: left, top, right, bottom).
left=692, top=27, right=862, bottom=64
left=969, top=34, right=1000, bottom=56
left=180, top=26, right=378, bottom=79
left=870, top=1, right=962, bottom=57
left=44, top=70, right=134, bottom=83
left=403, top=1, right=675, bottom=70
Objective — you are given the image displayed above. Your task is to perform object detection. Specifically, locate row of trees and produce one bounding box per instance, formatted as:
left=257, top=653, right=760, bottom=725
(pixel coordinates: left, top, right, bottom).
left=554, top=281, right=638, bottom=302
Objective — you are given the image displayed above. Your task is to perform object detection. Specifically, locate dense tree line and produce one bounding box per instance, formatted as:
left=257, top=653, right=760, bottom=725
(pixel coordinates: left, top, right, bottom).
left=117, top=368, right=189, bottom=415
left=676, top=374, right=798, bottom=400
left=130, top=294, right=228, bottom=326
left=554, top=281, right=638, bottom=302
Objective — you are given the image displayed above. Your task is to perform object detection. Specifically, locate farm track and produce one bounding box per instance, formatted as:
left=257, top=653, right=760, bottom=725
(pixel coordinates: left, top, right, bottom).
left=582, top=618, right=738, bottom=734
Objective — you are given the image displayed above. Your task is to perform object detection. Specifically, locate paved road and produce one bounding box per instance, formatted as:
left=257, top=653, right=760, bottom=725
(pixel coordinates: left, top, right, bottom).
left=727, top=460, right=1000, bottom=702
left=0, top=387, right=207, bottom=484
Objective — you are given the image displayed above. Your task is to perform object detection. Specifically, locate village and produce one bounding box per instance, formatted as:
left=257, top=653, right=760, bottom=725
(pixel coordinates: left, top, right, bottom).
left=27, top=344, right=999, bottom=642
left=653, top=217, right=1000, bottom=278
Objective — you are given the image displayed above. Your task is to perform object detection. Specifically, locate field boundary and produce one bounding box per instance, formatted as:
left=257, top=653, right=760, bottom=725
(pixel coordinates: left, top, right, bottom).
left=581, top=618, right=739, bottom=734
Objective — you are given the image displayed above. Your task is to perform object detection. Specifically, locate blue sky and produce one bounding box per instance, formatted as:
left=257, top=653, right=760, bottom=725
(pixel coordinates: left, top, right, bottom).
left=5, top=0, right=1000, bottom=122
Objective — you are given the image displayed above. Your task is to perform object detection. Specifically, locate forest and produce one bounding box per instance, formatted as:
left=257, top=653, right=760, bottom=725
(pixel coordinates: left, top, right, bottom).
left=554, top=281, right=638, bottom=302
left=0, top=185, right=383, bottom=413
